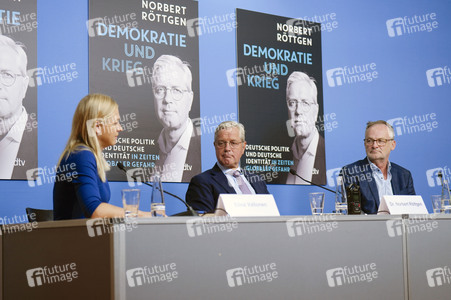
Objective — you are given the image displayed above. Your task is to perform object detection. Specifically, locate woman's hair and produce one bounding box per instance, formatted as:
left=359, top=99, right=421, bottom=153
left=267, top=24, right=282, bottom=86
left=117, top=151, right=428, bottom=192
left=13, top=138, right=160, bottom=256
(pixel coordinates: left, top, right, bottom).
left=58, top=93, right=118, bottom=182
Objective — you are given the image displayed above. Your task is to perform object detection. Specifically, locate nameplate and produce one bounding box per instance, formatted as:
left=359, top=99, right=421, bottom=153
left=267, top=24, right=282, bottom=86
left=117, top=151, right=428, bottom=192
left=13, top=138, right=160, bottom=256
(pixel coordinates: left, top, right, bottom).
left=379, top=195, right=428, bottom=215
left=215, top=194, right=280, bottom=217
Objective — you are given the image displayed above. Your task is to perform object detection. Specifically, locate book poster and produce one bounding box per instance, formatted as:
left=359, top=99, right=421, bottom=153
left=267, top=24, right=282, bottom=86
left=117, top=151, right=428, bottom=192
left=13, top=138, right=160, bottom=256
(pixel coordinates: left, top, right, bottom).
left=89, top=0, right=200, bottom=182
left=236, top=9, right=326, bottom=185
left=0, top=0, right=38, bottom=180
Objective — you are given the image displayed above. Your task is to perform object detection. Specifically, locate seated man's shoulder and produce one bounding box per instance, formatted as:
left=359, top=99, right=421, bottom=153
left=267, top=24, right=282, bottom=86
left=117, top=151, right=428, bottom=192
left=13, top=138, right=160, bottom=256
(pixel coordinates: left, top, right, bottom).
left=190, top=166, right=216, bottom=182
left=342, top=158, right=367, bottom=170
left=390, top=162, right=412, bottom=173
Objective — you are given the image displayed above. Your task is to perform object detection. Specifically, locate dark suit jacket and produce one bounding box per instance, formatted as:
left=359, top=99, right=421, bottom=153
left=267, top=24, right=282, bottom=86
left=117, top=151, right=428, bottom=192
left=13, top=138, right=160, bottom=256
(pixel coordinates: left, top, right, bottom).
left=186, top=163, right=270, bottom=212
left=341, top=157, right=416, bottom=214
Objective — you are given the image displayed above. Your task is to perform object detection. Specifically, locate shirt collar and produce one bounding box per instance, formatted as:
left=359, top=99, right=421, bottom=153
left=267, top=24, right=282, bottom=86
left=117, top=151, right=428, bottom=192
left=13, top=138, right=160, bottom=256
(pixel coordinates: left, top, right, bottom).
left=217, top=162, right=242, bottom=175
left=368, top=157, right=391, bottom=173
left=158, top=119, right=193, bottom=154
left=2, top=106, right=27, bottom=143
left=291, top=128, right=319, bottom=161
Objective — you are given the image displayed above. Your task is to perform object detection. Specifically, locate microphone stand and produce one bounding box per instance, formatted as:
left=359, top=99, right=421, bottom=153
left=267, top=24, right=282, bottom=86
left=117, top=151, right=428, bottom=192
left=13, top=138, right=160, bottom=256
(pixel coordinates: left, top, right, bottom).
left=117, top=164, right=198, bottom=216
left=289, top=169, right=338, bottom=194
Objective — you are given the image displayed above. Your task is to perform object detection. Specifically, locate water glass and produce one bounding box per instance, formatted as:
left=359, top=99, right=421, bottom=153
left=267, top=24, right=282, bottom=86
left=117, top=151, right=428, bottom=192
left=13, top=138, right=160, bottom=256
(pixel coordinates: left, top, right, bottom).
left=310, top=192, right=325, bottom=215
left=122, top=189, right=140, bottom=220
left=335, top=176, right=347, bottom=215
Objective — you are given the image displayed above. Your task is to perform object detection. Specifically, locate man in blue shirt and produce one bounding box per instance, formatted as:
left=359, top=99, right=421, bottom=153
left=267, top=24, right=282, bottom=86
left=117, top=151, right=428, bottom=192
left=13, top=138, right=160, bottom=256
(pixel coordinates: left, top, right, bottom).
left=341, top=120, right=415, bottom=214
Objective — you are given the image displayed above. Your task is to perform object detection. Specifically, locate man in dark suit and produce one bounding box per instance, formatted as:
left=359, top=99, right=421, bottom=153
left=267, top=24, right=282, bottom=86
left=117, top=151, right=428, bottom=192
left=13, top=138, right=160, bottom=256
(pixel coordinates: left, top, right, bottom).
left=186, top=121, right=269, bottom=212
left=341, top=120, right=415, bottom=214
left=284, top=71, right=326, bottom=185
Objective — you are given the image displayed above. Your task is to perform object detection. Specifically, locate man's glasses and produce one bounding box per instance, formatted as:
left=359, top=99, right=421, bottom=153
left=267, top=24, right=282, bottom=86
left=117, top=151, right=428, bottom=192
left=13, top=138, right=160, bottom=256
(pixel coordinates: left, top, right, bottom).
left=153, top=86, right=190, bottom=101
left=215, top=140, right=243, bottom=149
left=364, top=138, right=393, bottom=146
left=0, top=70, right=25, bottom=87
left=286, top=99, right=316, bottom=112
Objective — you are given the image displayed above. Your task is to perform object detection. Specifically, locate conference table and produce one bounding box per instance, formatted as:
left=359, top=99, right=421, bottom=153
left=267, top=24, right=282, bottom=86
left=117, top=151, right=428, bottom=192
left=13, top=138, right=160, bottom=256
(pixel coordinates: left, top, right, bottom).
left=1, top=215, right=450, bottom=299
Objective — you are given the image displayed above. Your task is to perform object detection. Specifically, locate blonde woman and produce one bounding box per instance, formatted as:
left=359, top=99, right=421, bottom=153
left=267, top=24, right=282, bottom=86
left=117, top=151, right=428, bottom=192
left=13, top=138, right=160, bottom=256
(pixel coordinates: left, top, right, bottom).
left=53, top=94, right=151, bottom=219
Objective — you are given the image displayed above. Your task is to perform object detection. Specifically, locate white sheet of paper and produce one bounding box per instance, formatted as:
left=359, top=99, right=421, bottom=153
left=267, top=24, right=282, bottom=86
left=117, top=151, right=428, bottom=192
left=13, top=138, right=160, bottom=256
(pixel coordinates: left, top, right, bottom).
left=215, top=194, right=280, bottom=217
left=379, top=195, right=428, bottom=215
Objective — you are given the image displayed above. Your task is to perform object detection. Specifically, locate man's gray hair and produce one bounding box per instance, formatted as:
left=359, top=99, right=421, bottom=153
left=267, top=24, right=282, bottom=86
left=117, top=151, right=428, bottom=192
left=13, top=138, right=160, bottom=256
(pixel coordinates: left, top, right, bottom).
left=286, top=71, right=317, bottom=104
left=214, top=121, right=245, bottom=142
left=151, top=54, right=192, bottom=91
left=0, top=35, right=28, bottom=75
left=366, top=120, right=395, bottom=139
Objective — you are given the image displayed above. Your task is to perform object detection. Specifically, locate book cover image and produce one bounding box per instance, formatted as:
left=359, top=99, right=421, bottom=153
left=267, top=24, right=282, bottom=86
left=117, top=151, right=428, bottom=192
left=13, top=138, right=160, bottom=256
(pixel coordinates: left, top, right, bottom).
left=236, top=8, right=326, bottom=185
left=89, top=0, right=200, bottom=182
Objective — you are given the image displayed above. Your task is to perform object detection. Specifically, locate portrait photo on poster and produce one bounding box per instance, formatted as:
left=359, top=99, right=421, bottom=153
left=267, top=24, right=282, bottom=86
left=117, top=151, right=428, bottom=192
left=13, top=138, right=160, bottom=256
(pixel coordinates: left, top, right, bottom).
left=0, top=0, right=38, bottom=180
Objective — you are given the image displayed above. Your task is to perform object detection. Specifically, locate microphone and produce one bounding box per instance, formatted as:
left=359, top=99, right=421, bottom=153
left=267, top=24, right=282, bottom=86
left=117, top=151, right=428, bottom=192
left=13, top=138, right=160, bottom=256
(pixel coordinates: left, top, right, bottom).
left=437, top=171, right=451, bottom=192
left=438, top=171, right=444, bottom=185
left=289, top=169, right=337, bottom=194
left=117, top=163, right=198, bottom=216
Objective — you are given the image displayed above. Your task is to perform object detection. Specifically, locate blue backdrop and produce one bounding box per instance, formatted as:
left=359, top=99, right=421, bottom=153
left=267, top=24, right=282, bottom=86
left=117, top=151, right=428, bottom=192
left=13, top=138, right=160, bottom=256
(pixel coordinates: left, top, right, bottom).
left=1, top=0, right=450, bottom=219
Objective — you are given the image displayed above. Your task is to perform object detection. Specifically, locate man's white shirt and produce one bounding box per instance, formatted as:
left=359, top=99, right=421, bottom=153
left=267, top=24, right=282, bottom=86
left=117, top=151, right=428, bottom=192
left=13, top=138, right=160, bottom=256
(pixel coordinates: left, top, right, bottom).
left=0, top=107, right=27, bottom=179
left=157, top=118, right=193, bottom=182
left=286, top=129, right=319, bottom=184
